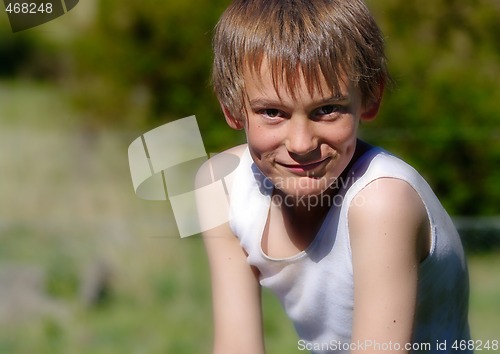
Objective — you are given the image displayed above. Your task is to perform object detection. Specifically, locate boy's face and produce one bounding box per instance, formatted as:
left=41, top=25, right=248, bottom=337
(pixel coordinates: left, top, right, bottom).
left=225, top=62, right=378, bottom=199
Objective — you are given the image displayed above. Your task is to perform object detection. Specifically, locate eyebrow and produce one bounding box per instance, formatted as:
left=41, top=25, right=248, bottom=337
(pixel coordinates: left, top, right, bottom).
left=248, top=95, right=350, bottom=107
left=317, top=95, right=350, bottom=104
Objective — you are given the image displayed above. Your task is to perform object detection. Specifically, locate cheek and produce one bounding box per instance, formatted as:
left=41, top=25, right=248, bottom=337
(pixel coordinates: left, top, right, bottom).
left=338, top=119, right=360, bottom=157
left=327, top=116, right=358, bottom=145
left=246, top=119, right=282, bottom=152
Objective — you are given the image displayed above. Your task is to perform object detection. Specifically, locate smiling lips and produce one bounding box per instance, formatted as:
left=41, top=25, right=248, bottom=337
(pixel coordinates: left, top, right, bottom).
left=278, top=157, right=331, bottom=173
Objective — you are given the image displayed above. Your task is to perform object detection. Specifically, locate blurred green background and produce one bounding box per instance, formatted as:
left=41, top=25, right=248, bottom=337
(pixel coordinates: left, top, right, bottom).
left=0, top=0, right=498, bottom=353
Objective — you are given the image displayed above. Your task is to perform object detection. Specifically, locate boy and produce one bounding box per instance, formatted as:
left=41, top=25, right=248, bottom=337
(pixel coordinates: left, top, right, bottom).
left=198, top=0, right=471, bottom=353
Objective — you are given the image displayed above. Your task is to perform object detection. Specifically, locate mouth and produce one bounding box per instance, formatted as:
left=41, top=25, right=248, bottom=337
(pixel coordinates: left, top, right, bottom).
left=278, top=157, right=331, bottom=174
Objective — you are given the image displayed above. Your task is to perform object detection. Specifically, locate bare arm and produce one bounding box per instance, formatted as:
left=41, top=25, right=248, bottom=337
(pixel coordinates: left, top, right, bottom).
left=203, top=224, right=265, bottom=354
left=349, top=178, right=430, bottom=354
left=196, top=145, right=265, bottom=354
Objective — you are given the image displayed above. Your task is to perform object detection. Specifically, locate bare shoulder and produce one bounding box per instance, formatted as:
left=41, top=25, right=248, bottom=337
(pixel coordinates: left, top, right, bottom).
left=196, top=143, right=247, bottom=191
left=195, top=144, right=247, bottom=236
left=349, top=177, right=427, bottom=225
left=348, top=177, right=430, bottom=261
left=223, top=143, right=248, bottom=157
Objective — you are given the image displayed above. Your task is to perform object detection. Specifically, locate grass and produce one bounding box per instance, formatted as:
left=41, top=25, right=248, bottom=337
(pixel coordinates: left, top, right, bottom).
left=0, top=81, right=498, bottom=353
left=468, top=252, right=500, bottom=343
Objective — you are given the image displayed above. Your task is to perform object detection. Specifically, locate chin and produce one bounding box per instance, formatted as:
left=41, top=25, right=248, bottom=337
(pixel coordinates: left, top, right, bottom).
left=273, top=176, right=334, bottom=197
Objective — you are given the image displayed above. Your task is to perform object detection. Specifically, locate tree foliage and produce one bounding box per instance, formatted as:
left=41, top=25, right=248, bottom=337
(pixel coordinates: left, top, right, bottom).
left=63, top=0, right=240, bottom=151
left=1, top=0, right=499, bottom=215
left=365, top=0, right=500, bottom=215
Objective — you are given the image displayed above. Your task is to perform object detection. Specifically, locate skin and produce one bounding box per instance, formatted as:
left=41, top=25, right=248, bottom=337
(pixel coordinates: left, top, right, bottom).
left=228, top=65, right=374, bottom=200
left=199, top=61, right=430, bottom=354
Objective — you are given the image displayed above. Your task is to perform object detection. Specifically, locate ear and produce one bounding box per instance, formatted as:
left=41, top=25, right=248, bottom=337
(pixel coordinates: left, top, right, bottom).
left=222, top=106, right=245, bottom=130
left=361, top=81, right=384, bottom=121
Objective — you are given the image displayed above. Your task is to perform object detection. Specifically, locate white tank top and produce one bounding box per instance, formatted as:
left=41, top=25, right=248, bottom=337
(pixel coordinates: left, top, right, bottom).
left=229, top=146, right=471, bottom=353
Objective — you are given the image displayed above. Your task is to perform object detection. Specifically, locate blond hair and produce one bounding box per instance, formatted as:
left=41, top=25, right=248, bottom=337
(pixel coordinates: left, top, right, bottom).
left=212, top=0, right=388, bottom=120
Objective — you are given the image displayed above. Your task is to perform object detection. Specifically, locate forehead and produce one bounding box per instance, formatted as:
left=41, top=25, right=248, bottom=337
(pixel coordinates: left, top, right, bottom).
left=243, top=59, right=351, bottom=103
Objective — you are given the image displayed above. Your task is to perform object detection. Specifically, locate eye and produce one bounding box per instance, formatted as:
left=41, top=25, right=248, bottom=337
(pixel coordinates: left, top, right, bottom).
left=316, top=105, right=339, bottom=115
left=312, top=104, right=345, bottom=120
left=260, top=109, right=282, bottom=118
left=255, top=108, right=288, bottom=122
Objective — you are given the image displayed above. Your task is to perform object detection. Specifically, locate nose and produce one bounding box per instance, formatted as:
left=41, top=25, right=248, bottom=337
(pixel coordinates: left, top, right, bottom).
left=285, top=117, right=318, bottom=156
